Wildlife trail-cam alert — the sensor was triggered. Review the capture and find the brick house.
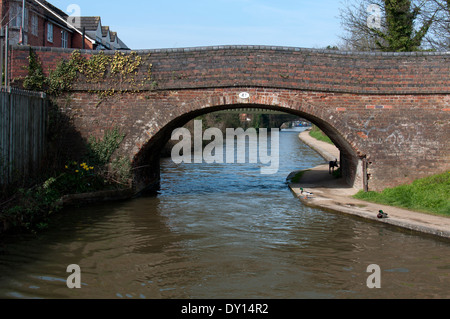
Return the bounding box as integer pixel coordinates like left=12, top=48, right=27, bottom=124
left=0, top=0, right=128, bottom=50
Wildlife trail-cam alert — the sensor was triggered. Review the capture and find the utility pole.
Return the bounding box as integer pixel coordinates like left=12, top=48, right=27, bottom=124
left=21, top=0, right=26, bottom=45
left=4, top=25, right=8, bottom=89
left=0, top=28, right=3, bottom=88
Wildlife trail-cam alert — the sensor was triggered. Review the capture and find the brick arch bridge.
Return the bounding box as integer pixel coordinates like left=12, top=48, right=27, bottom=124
left=10, top=45, right=450, bottom=195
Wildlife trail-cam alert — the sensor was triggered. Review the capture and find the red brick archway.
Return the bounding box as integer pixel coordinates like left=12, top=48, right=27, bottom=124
left=130, top=88, right=364, bottom=194
left=10, top=45, right=450, bottom=194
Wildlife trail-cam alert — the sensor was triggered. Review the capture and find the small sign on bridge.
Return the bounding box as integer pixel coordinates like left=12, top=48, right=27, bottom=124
left=239, top=92, right=250, bottom=99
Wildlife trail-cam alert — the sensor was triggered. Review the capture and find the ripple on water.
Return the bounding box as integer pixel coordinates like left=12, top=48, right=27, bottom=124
left=0, top=131, right=449, bottom=299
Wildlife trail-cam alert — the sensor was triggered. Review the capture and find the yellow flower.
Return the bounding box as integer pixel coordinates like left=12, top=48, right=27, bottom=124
left=75, top=170, right=79, bottom=173
left=65, top=165, right=68, bottom=169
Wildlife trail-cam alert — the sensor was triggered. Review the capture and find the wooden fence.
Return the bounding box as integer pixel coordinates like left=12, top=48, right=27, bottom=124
left=0, top=87, right=48, bottom=185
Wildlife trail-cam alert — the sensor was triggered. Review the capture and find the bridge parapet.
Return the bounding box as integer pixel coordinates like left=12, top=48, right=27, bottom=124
left=10, top=45, right=450, bottom=95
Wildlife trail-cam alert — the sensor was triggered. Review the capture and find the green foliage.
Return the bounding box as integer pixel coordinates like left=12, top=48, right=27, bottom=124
left=4, top=179, right=62, bottom=232
left=54, top=161, right=105, bottom=195
left=22, top=49, right=153, bottom=96
left=309, top=125, right=334, bottom=145
left=354, top=171, right=450, bottom=216
left=111, top=51, right=142, bottom=78
left=374, top=0, right=433, bottom=51
left=86, top=127, right=132, bottom=186
left=46, top=59, right=78, bottom=96
left=23, top=48, right=47, bottom=91
left=111, top=156, right=132, bottom=185
left=87, top=128, right=125, bottom=166
left=77, top=51, right=111, bottom=83
left=1, top=127, right=131, bottom=234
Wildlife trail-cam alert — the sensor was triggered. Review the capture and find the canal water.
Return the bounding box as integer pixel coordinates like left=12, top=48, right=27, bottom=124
left=0, top=128, right=449, bottom=299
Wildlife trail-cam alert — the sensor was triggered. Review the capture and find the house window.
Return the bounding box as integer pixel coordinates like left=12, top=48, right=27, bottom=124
left=61, top=30, right=68, bottom=48
left=10, top=2, right=20, bottom=28
left=31, top=14, right=38, bottom=36
left=10, top=3, right=28, bottom=30
left=47, top=22, right=53, bottom=42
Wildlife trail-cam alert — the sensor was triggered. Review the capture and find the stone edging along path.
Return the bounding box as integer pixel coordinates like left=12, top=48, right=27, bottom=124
left=288, top=130, right=450, bottom=240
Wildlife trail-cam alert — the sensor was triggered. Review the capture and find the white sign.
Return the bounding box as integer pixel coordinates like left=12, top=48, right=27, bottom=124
left=239, top=92, right=250, bottom=99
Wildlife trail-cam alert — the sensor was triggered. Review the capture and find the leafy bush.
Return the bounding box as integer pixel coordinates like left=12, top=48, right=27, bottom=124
left=4, top=179, right=62, bottom=231
left=53, top=162, right=105, bottom=195
left=47, top=59, right=78, bottom=95
left=23, top=49, right=47, bottom=91
left=1, top=127, right=131, bottom=233
left=88, top=128, right=125, bottom=166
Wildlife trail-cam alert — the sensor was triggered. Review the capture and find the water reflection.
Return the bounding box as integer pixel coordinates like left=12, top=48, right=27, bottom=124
left=0, top=130, right=449, bottom=299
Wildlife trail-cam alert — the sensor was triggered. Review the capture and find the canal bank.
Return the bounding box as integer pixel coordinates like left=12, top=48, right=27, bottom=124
left=289, top=130, right=450, bottom=239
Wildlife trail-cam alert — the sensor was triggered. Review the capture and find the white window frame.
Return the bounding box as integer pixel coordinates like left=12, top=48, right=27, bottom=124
left=61, top=30, right=68, bottom=48
left=47, top=22, right=53, bottom=43
left=10, top=2, right=28, bottom=31
left=10, top=2, right=20, bottom=28
left=31, top=13, right=38, bottom=36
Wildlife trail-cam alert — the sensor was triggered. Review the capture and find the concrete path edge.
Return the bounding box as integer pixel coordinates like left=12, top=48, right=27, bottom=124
left=288, top=130, right=450, bottom=240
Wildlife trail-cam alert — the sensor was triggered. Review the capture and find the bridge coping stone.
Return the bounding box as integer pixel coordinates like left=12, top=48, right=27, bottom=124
left=11, top=44, right=450, bottom=57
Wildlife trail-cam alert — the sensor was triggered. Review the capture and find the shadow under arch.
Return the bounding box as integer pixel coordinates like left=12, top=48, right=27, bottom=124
left=132, top=103, right=365, bottom=196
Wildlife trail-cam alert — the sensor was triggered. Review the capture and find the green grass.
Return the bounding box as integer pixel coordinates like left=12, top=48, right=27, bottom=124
left=309, top=126, right=334, bottom=145
left=353, top=172, right=450, bottom=217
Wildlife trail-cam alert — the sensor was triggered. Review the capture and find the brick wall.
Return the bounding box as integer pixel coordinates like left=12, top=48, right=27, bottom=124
left=10, top=46, right=91, bottom=81
left=50, top=87, right=450, bottom=193
left=9, top=45, right=450, bottom=94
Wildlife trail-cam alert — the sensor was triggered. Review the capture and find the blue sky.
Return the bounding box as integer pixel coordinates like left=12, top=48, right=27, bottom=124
left=48, top=0, right=345, bottom=50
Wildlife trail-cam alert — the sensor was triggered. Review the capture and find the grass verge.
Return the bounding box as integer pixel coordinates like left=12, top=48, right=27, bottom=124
left=309, top=125, right=334, bottom=145
left=353, top=171, right=450, bottom=217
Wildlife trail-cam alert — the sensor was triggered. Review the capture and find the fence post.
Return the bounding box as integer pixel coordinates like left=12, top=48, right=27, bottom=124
left=4, top=25, right=8, bottom=89
left=0, top=27, right=3, bottom=87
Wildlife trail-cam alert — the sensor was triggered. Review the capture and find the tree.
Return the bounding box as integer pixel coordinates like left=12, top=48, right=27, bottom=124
left=421, top=0, right=450, bottom=50
left=338, top=0, right=384, bottom=51
left=339, top=0, right=434, bottom=51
